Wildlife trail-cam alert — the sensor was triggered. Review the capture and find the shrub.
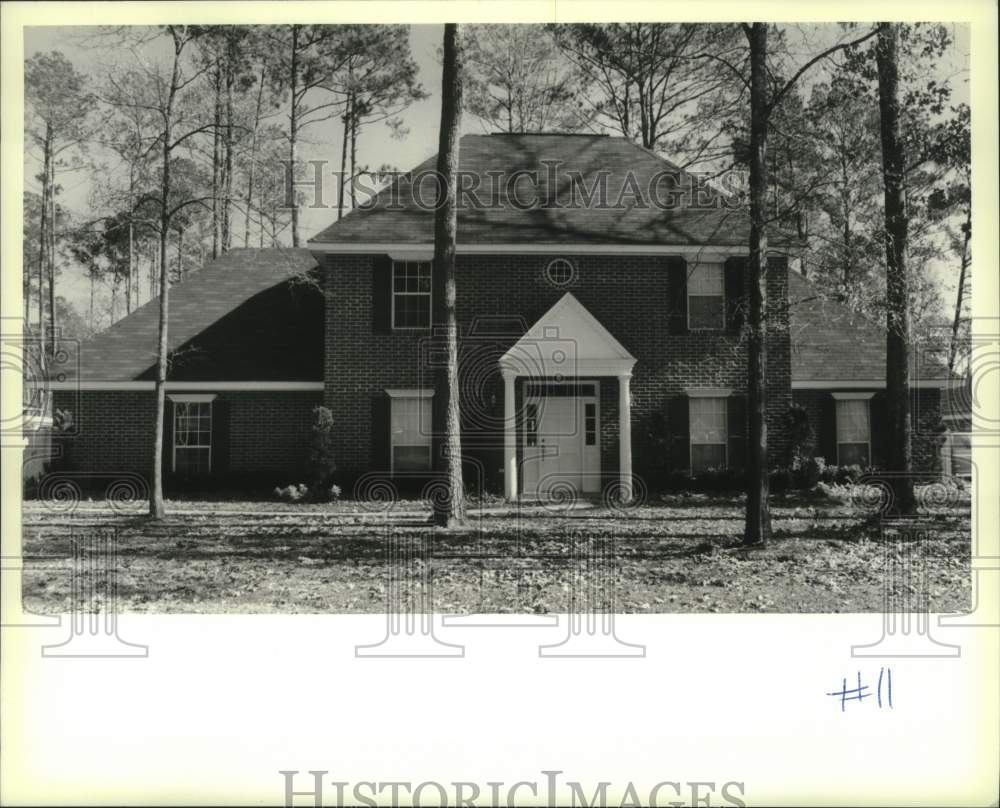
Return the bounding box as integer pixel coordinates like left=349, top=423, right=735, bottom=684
left=818, top=464, right=865, bottom=485
left=273, top=482, right=342, bottom=504
left=769, top=467, right=793, bottom=494
left=52, top=408, right=74, bottom=433
left=274, top=483, right=309, bottom=502
left=662, top=467, right=744, bottom=493
left=791, top=455, right=824, bottom=489
left=782, top=403, right=814, bottom=467
left=308, top=406, right=337, bottom=499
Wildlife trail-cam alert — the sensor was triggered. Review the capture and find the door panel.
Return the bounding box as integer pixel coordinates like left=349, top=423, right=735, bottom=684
left=522, top=394, right=600, bottom=496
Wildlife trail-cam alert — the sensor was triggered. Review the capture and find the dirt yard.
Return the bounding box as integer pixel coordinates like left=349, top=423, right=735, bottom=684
left=21, top=490, right=972, bottom=614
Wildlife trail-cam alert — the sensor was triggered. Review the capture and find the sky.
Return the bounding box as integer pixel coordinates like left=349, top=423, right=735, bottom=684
left=23, top=23, right=970, bottom=325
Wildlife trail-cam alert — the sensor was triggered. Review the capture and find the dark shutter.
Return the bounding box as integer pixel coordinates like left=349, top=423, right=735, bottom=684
left=162, top=397, right=175, bottom=478
left=666, top=256, right=687, bottom=335
left=667, top=395, right=690, bottom=471
left=372, top=255, right=393, bottom=334
left=724, top=257, right=746, bottom=335
left=211, top=397, right=230, bottom=476
left=818, top=394, right=838, bottom=465
left=870, top=392, right=888, bottom=468
left=727, top=395, right=747, bottom=470
left=371, top=393, right=391, bottom=474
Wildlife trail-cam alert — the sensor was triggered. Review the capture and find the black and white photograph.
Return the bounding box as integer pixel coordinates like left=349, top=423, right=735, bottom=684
left=2, top=2, right=997, bottom=806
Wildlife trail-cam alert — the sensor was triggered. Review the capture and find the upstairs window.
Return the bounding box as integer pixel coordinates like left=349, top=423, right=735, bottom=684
left=172, top=397, right=213, bottom=474
left=836, top=397, right=871, bottom=466
left=392, top=260, right=431, bottom=330
left=687, top=263, right=725, bottom=330
left=690, top=396, right=728, bottom=472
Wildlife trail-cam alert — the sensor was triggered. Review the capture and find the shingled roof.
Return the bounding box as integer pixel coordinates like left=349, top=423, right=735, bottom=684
left=61, top=248, right=318, bottom=382
left=310, top=133, right=782, bottom=247
left=788, top=270, right=951, bottom=383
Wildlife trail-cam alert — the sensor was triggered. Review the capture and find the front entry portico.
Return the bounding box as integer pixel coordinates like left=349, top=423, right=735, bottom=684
left=499, top=293, right=636, bottom=501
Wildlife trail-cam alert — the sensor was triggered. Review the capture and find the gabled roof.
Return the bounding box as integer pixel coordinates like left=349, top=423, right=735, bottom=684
left=59, top=248, right=318, bottom=382
left=310, top=133, right=781, bottom=248
left=500, top=292, right=636, bottom=377
left=788, top=270, right=952, bottom=383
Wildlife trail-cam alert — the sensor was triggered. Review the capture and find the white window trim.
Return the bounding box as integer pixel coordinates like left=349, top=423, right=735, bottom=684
left=686, top=263, right=726, bottom=331
left=386, top=389, right=434, bottom=399
left=390, top=259, right=432, bottom=332
left=388, top=390, right=433, bottom=474
left=685, top=387, right=733, bottom=398
left=172, top=398, right=213, bottom=474
left=167, top=393, right=218, bottom=403
left=835, top=396, right=872, bottom=466
left=689, top=396, right=729, bottom=472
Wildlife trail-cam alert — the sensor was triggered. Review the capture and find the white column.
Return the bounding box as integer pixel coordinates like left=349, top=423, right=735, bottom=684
left=618, top=374, right=633, bottom=502
left=503, top=370, right=518, bottom=500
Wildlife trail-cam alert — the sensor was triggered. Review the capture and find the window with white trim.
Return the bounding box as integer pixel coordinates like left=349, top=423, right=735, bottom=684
left=687, top=263, right=725, bottom=330
left=390, top=395, right=432, bottom=471
left=392, top=260, right=431, bottom=329
left=173, top=398, right=213, bottom=474
left=690, top=396, right=727, bottom=472
left=836, top=398, right=871, bottom=466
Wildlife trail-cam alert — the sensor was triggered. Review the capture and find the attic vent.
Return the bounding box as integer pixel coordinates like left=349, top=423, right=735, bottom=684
left=544, top=258, right=576, bottom=288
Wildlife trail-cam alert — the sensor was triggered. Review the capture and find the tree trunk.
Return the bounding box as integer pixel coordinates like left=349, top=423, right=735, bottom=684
left=430, top=23, right=467, bottom=529
left=222, top=45, right=234, bottom=252
left=127, top=168, right=135, bottom=315
left=36, top=130, right=50, bottom=370
left=876, top=22, right=916, bottom=515
left=289, top=26, right=300, bottom=248
left=150, top=34, right=183, bottom=520
left=177, top=227, right=184, bottom=281
left=211, top=64, right=221, bottom=260
left=47, top=144, right=57, bottom=358
left=244, top=66, right=266, bottom=247
left=948, top=202, right=971, bottom=373
left=338, top=91, right=351, bottom=220
left=743, top=22, right=772, bottom=545
left=349, top=104, right=358, bottom=210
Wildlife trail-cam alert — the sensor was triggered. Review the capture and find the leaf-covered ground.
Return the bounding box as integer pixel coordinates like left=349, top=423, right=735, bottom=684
left=21, top=491, right=972, bottom=614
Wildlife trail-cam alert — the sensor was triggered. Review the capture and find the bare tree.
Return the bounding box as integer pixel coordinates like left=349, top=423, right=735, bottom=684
left=738, top=23, right=880, bottom=544
left=24, top=51, right=94, bottom=356
left=431, top=23, right=468, bottom=529
left=104, top=25, right=218, bottom=518
left=875, top=22, right=917, bottom=515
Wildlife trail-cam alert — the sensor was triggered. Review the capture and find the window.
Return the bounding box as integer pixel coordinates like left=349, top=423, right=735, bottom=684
left=173, top=398, right=213, bottom=474
left=544, top=258, right=575, bottom=287
left=687, top=263, right=725, bottom=330
left=690, top=396, right=727, bottom=472
left=390, top=394, right=431, bottom=471
left=525, top=403, right=538, bottom=447
left=585, top=403, right=596, bottom=446
left=392, top=260, right=431, bottom=329
left=836, top=398, right=871, bottom=466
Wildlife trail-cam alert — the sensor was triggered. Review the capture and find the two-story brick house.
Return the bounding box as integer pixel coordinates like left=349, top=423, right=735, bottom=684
left=49, top=134, right=950, bottom=497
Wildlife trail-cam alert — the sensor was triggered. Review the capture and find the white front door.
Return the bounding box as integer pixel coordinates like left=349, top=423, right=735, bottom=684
left=522, top=390, right=600, bottom=496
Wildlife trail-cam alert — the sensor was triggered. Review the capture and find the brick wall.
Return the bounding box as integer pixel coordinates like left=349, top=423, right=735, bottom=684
left=52, top=390, right=322, bottom=488
left=791, top=388, right=943, bottom=472
left=321, top=252, right=792, bottom=491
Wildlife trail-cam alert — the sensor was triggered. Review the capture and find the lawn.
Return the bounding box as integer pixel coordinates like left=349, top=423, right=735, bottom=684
left=21, top=489, right=972, bottom=614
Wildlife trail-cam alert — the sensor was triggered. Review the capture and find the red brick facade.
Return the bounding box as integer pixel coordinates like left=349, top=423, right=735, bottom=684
left=53, top=390, right=322, bottom=490
left=50, top=250, right=947, bottom=495
left=792, top=388, right=944, bottom=472
left=320, top=252, right=792, bottom=492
